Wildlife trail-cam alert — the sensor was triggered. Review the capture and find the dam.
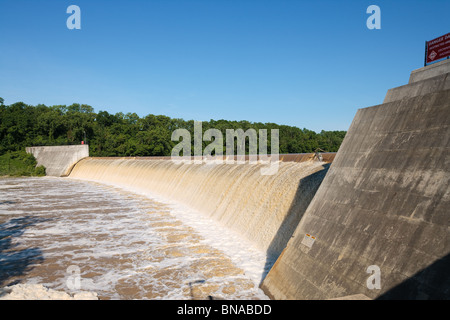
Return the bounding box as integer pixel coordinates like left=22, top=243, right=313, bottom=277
left=3, top=60, right=448, bottom=300
left=1, top=155, right=333, bottom=299
left=261, top=59, right=450, bottom=300
left=25, top=145, right=89, bottom=177
left=68, top=156, right=333, bottom=263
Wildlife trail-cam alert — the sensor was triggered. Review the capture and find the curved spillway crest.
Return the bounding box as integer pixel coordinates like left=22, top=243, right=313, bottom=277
left=69, top=158, right=330, bottom=264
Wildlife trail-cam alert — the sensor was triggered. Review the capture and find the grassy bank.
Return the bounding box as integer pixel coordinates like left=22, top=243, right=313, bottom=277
left=0, top=151, right=46, bottom=177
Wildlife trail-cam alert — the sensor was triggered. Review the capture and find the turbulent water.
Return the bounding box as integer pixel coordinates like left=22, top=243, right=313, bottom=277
left=0, top=177, right=269, bottom=300
left=0, top=159, right=328, bottom=300
left=69, top=159, right=329, bottom=259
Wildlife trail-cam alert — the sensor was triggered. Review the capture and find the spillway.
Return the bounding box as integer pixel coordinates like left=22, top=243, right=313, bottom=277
left=68, top=158, right=331, bottom=265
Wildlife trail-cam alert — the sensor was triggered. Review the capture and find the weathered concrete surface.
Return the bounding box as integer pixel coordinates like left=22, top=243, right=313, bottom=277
left=409, top=59, right=450, bottom=83
left=384, top=73, right=450, bottom=103
left=385, top=59, right=450, bottom=103
left=261, top=64, right=450, bottom=300
left=26, top=145, right=89, bottom=177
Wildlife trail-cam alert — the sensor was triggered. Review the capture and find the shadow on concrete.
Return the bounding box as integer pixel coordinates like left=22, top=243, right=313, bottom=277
left=0, top=216, right=48, bottom=289
left=260, top=163, right=331, bottom=284
left=376, top=253, right=450, bottom=300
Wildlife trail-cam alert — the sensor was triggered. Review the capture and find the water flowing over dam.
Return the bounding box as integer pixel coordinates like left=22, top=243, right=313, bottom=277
left=1, top=156, right=332, bottom=299
left=69, top=158, right=331, bottom=264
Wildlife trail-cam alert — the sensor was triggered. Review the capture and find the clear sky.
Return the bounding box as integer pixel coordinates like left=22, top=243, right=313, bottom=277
left=0, top=0, right=449, bottom=132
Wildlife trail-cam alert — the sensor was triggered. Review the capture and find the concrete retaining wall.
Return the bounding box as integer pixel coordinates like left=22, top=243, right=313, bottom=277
left=261, top=60, right=450, bottom=300
left=409, top=59, right=450, bottom=83
left=26, top=145, right=89, bottom=177
left=384, top=73, right=450, bottom=103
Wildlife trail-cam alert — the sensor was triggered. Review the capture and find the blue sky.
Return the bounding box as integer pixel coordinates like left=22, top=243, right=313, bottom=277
left=0, top=0, right=449, bottom=132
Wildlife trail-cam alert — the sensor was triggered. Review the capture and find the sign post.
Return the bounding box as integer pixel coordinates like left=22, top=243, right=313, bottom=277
left=424, top=32, right=450, bottom=66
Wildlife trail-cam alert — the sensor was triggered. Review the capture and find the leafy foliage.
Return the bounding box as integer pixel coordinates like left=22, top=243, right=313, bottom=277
left=0, top=151, right=46, bottom=176
left=0, top=98, right=346, bottom=157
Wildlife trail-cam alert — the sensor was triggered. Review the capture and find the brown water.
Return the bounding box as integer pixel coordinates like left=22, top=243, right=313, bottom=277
left=69, top=159, right=329, bottom=258
left=0, top=177, right=269, bottom=300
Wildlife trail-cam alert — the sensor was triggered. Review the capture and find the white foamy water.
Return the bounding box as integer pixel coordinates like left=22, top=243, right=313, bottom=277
left=0, top=177, right=269, bottom=300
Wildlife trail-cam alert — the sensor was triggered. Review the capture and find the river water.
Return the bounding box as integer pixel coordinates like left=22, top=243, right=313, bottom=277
left=0, top=177, right=269, bottom=300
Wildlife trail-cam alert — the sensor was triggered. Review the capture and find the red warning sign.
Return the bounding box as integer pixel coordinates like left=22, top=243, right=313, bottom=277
left=426, top=33, right=450, bottom=64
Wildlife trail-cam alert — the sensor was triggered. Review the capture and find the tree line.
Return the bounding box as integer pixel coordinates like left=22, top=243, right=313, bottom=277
left=0, top=98, right=346, bottom=157
left=0, top=150, right=46, bottom=176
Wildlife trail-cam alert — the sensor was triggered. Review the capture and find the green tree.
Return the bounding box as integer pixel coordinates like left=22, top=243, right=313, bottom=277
left=0, top=99, right=347, bottom=157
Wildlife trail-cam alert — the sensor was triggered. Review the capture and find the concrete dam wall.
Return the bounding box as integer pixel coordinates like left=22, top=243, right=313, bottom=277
left=69, top=156, right=332, bottom=265
left=26, top=145, right=89, bottom=177
left=261, top=60, right=450, bottom=300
